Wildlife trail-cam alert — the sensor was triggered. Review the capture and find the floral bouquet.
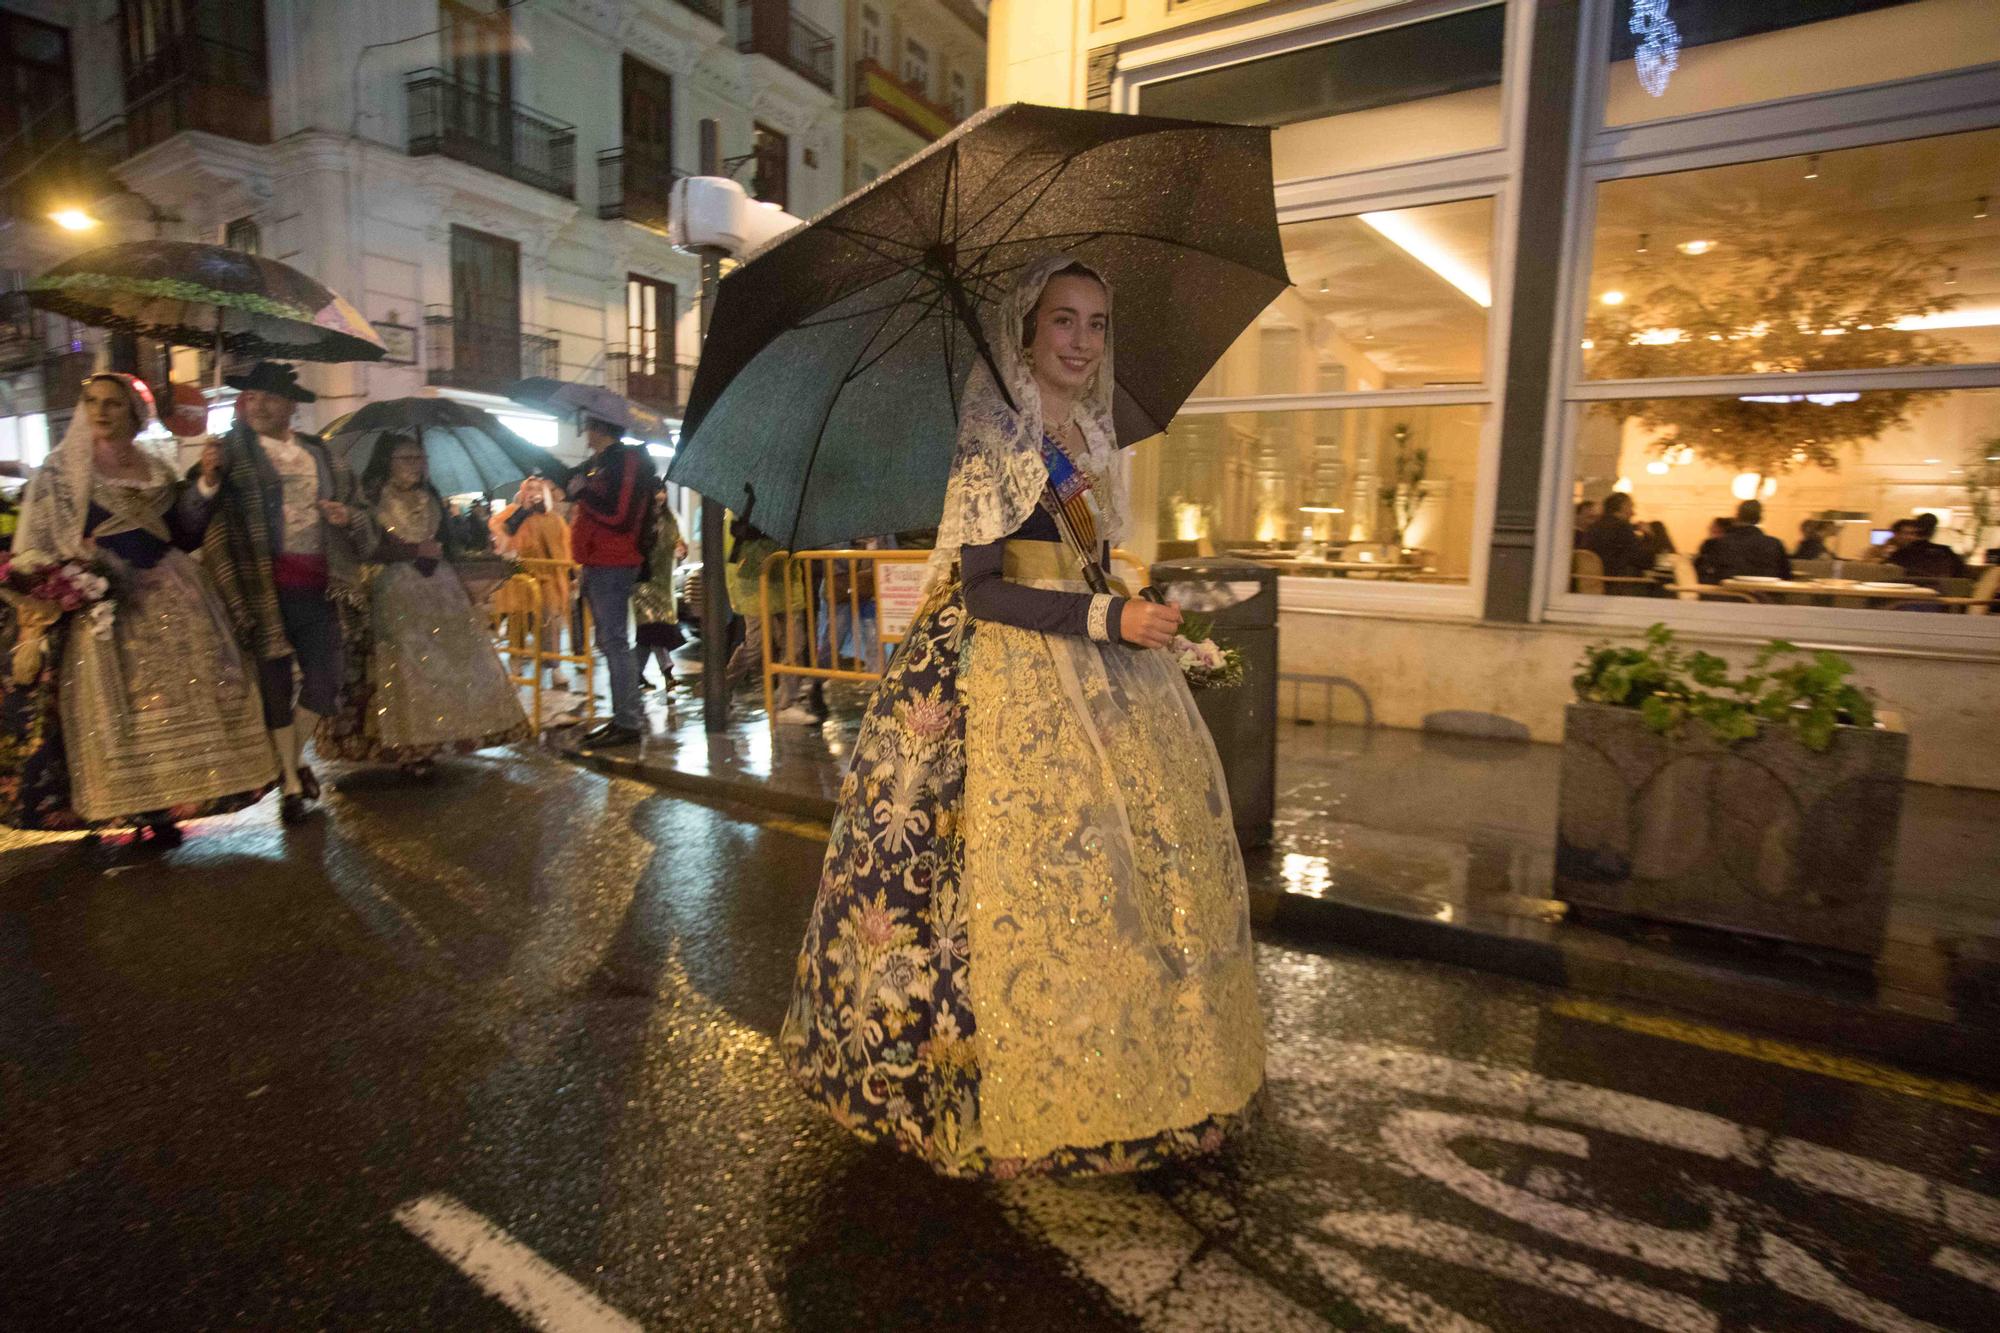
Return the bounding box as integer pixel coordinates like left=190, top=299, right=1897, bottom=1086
left=0, top=554, right=118, bottom=686
left=1169, top=614, right=1244, bottom=691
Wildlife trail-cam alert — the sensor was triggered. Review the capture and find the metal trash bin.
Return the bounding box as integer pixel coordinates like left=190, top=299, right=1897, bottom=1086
left=1147, top=556, right=1278, bottom=849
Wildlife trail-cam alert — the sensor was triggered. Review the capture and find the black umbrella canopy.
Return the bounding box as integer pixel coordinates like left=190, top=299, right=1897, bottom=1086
left=29, top=241, right=387, bottom=363
left=322, top=398, right=566, bottom=497
left=670, top=103, right=1290, bottom=549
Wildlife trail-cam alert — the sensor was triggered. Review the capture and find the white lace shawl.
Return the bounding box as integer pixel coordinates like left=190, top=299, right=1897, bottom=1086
left=13, top=376, right=168, bottom=565
left=929, top=253, right=1124, bottom=579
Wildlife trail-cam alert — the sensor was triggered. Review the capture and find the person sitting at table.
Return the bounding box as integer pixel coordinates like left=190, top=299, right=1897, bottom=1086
left=1693, top=515, right=1731, bottom=583
left=1792, top=518, right=1834, bottom=561
left=1574, top=499, right=1600, bottom=534
left=1869, top=519, right=1916, bottom=561
left=1886, top=513, right=1968, bottom=584
left=1700, top=500, right=1790, bottom=583
left=1578, top=492, right=1657, bottom=593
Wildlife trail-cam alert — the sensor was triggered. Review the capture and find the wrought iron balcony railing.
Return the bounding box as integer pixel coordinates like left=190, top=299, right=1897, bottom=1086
left=596, top=150, right=680, bottom=233
left=851, top=59, right=957, bottom=141
left=123, top=35, right=272, bottom=155
left=735, top=3, right=836, bottom=93
left=604, top=348, right=699, bottom=416
left=405, top=68, right=577, bottom=199
left=422, top=311, right=560, bottom=393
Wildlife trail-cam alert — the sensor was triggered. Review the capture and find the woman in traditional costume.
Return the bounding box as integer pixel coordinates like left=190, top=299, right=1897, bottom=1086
left=316, top=434, right=529, bottom=774
left=781, top=256, right=1264, bottom=1178
left=2, top=373, right=276, bottom=841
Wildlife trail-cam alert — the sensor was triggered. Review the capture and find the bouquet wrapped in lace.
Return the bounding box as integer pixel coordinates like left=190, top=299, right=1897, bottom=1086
left=1169, top=614, right=1244, bottom=690
left=0, top=554, right=118, bottom=686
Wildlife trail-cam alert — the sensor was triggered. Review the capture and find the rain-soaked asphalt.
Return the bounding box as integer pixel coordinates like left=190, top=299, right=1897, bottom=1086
left=2, top=746, right=1995, bottom=1332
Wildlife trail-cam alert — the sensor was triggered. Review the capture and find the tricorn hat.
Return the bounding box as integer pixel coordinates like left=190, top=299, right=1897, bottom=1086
left=224, top=360, right=316, bottom=403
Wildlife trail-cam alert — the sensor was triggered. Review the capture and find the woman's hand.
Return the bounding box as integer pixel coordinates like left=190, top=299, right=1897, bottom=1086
left=317, top=499, right=353, bottom=527
left=674, top=539, right=689, bottom=560
left=199, top=440, right=227, bottom=487
left=1118, top=598, right=1182, bottom=649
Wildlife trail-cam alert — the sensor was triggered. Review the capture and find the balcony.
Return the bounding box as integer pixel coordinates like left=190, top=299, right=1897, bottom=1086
left=405, top=68, right=577, bottom=199
left=123, top=35, right=272, bottom=155
left=596, top=150, right=680, bottom=233
left=671, top=0, right=726, bottom=24
left=604, top=348, right=698, bottom=417
left=851, top=59, right=958, bottom=142
left=422, top=311, right=560, bottom=394
left=735, top=2, right=836, bottom=94
left=0, top=294, right=43, bottom=375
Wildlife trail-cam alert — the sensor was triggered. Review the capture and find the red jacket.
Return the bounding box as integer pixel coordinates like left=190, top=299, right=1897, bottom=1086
left=568, top=444, right=651, bottom=568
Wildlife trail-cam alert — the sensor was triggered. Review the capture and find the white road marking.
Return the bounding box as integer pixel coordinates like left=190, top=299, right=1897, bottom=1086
left=1758, top=1232, right=1948, bottom=1333
left=1314, top=1209, right=1718, bottom=1333
left=1932, top=1246, right=2000, bottom=1295
left=394, top=1193, right=641, bottom=1333
left=1292, top=1236, right=1494, bottom=1333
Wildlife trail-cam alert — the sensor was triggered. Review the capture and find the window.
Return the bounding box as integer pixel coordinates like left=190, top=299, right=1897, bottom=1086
left=1606, top=0, right=2000, bottom=128
left=625, top=275, right=679, bottom=411
left=1137, top=3, right=1506, bottom=180
left=443, top=0, right=511, bottom=104
left=1561, top=119, right=2000, bottom=625
left=751, top=122, right=788, bottom=210
left=448, top=225, right=522, bottom=385
left=0, top=13, right=74, bottom=171
left=620, top=55, right=672, bottom=220
left=1132, top=197, right=1499, bottom=589
left=223, top=215, right=260, bottom=254
left=948, top=68, right=969, bottom=120
left=902, top=39, right=929, bottom=97
left=860, top=5, right=882, bottom=64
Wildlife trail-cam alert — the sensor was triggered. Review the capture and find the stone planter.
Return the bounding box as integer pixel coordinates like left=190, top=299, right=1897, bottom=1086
left=1555, top=702, right=1907, bottom=959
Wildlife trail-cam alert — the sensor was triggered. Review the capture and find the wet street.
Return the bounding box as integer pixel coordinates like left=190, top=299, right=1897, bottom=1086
left=2, top=747, right=1995, bottom=1332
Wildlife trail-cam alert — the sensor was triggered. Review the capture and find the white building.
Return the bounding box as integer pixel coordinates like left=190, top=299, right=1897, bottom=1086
left=0, top=0, right=849, bottom=467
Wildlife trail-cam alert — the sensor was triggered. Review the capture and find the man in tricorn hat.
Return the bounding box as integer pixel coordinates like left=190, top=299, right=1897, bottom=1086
left=197, top=361, right=362, bottom=824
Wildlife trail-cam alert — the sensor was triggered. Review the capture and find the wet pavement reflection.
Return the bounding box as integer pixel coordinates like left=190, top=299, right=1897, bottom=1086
left=2, top=748, right=1994, bottom=1330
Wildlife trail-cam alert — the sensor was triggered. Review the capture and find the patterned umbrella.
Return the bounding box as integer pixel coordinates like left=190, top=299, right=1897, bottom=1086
left=506, top=377, right=670, bottom=440
left=28, top=241, right=386, bottom=363
left=321, top=398, right=566, bottom=498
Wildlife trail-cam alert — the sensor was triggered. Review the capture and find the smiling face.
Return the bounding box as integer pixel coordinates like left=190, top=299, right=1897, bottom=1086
left=1025, top=272, right=1108, bottom=404
left=387, top=440, right=427, bottom=490
left=80, top=378, right=137, bottom=443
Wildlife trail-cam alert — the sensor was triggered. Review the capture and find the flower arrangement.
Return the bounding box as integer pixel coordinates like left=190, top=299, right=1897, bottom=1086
left=0, top=554, right=117, bottom=636
left=1170, top=615, right=1244, bottom=691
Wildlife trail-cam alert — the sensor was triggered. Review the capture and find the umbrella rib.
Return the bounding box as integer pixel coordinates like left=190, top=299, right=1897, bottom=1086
left=954, top=152, right=1080, bottom=245
left=791, top=286, right=945, bottom=330
left=819, top=221, right=925, bottom=256
left=842, top=284, right=955, bottom=384
left=978, top=229, right=1288, bottom=283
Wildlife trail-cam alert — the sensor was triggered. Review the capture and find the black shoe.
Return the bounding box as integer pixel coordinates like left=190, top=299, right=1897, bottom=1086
left=280, top=793, right=310, bottom=825
left=580, top=722, right=642, bottom=749
left=142, top=820, right=184, bottom=849
left=297, top=765, right=321, bottom=800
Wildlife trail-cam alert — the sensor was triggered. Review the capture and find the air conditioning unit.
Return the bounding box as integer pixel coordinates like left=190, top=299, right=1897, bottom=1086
left=669, top=177, right=802, bottom=258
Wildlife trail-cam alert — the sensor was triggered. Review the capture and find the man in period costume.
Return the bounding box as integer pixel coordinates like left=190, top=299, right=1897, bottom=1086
left=198, top=361, right=361, bottom=823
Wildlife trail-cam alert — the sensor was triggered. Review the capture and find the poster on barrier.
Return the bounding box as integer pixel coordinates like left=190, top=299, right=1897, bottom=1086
left=875, top=561, right=930, bottom=640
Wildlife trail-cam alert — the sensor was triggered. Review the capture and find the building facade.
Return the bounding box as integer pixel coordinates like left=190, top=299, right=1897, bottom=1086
left=843, top=0, right=985, bottom=192
left=0, top=0, right=850, bottom=464
left=989, top=0, right=2000, bottom=789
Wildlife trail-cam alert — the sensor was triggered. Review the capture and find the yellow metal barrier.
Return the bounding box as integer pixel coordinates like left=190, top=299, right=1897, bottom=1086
left=487, top=573, right=546, bottom=728
left=754, top=545, right=1147, bottom=723
left=508, top=557, right=596, bottom=727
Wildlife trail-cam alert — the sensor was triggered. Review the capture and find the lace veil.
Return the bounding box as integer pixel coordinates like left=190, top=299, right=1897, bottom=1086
left=930, top=253, right=1124, bottom=576
left=13, top=373, right=163, bottom=565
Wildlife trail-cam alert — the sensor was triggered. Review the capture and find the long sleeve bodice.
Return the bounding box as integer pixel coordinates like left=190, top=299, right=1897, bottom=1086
left=960, top=506, right=1125, bottom=643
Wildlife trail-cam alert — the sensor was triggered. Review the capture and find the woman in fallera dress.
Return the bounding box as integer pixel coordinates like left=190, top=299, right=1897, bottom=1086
left=781, top=255, right=1265, bottom=1178
left=1, top=373, right=276, bottom=841
left=316, top=434, right=529, bottom=774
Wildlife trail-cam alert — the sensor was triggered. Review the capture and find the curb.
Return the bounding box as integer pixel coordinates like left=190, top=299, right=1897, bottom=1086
left=555, top=739, right=1999, bottom=1088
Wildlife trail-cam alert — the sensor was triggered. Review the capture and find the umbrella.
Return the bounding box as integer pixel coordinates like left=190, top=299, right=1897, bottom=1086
left=667, top=103, right=1289, bottom=548
left=28, top=241, right=386, bottom=364
left=506, top=377, right=670, bottom=441
left=321, top=398, right=566, bottom=498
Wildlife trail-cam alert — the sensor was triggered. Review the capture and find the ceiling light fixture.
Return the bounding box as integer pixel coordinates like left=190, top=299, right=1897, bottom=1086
left=50, top=208, right=98, bottom=231
left=1318, top=277, right=1329, bottom=293
left=1945, top=266, right=1959, bottom=285
left=1675, top=239, right=1717, bottom=256
left=1804, top=155, right=1820, bottom=180
left=1977, top=196, right=1990, bottom=221
left=1636, top=232, right=1650, bottom=254
left=1357, top=210, right=1493, bottom=308
left=1600, top=290, right=1627, bottom=306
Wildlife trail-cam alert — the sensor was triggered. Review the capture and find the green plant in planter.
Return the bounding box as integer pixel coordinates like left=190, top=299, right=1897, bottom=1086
left=1573, top=624, right=1875, bottom=752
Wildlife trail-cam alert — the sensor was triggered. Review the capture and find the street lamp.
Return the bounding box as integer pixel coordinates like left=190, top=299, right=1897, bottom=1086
left=49, top=208, right=100, bottom=232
